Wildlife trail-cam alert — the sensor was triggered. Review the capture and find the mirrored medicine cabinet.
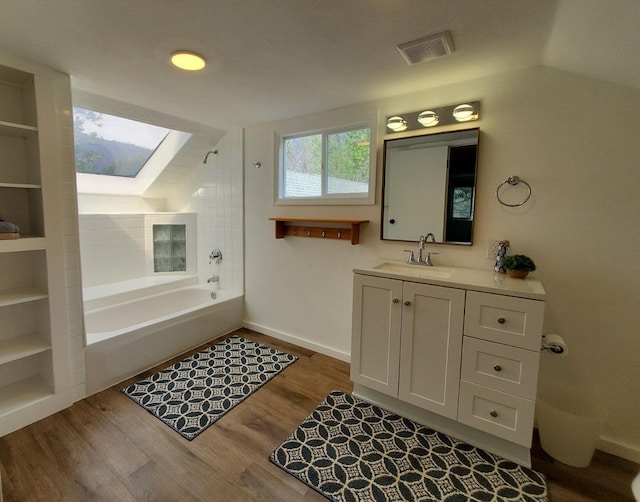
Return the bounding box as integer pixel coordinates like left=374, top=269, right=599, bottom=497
left=381, top=127, right=479, bottom=245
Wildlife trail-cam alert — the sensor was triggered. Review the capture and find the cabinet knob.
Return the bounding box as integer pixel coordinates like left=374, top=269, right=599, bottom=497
left=490, top=410, right=498, bottom=418
left=392, top=298, right=399, bottom=304
left=404, top=300, right=411, bottom=306
left=497, top=317, right=506, bottom=324
left=493, top=365, right=502, bottom=372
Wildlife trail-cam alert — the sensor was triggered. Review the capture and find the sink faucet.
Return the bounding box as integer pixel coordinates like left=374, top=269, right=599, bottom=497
left=418, top=235, right=427, bottom=263
left=404, top=234, right=439, bottom=266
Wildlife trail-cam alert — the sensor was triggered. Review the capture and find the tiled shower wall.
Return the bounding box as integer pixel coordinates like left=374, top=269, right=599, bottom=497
left=168, top=129, right=244, bottom=294
left=77, top=129, right=243, bottom=294
left=77, top=214, right=146, bottom=287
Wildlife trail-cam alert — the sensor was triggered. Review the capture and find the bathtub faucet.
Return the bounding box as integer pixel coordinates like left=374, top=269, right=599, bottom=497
left=207, top=274, right=219, bottom=283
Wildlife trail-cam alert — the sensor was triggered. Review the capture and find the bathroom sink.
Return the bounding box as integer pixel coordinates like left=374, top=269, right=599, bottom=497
left=372, top=261, right=454, bottom=279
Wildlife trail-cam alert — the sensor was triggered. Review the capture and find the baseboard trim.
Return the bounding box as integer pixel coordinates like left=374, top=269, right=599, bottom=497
left=597, top=436, right=640, bottom=465
left=242, top=321, right=350, bottom=363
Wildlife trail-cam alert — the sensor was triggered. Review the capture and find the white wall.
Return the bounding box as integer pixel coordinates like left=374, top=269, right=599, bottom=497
left=244, top=66, right=640, bottom=461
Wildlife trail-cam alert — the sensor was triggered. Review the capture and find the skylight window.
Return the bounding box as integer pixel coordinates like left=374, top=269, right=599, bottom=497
left=73, top=107, right=171, bottom=178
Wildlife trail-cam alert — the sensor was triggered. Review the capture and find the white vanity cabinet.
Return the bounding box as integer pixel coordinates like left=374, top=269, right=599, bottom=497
left=351, top=263, right=546, bottom=466
left=351, top=274, right=464, bottom=419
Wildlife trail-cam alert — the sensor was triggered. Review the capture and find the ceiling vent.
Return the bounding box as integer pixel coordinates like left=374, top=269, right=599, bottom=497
left=397, top=31, right=454, bottom=65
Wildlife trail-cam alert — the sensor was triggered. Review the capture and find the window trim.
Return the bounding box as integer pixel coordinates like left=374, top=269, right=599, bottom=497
left=273, top=110, right=377, bottom=206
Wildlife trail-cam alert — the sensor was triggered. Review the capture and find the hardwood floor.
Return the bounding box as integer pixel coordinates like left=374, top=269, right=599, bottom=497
left=0, top=328, right=637, bottom=501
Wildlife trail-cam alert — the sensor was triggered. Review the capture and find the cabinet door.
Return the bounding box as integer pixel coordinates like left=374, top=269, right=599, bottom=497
left=351, top=274, right=402, bottom=397
left=398, top=282, right=464, bottom=419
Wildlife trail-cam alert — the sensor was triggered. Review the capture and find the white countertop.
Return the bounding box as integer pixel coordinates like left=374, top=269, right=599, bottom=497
left=353, top=260, right=546, bottom=300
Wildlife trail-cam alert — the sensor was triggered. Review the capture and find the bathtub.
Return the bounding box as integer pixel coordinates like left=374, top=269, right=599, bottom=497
left=84, top=278, right=243, bottom=395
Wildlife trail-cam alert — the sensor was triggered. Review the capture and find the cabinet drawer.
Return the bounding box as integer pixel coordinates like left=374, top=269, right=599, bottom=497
left=458, top=381, right=535, bottom=447
left=464, top=291, right=544, bottom=350
left=461, top=337, right=539, bottom=399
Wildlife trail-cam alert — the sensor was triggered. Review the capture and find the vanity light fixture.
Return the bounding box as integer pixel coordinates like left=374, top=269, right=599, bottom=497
left=386, top=116, right=408, bottom=132
left=417, top=110, right=439, bottom=127
left=453, top=103, right=477, bottom=122
left=386, top=100, right=480, bottom=133
left=170, top=50, right=206, bottom=71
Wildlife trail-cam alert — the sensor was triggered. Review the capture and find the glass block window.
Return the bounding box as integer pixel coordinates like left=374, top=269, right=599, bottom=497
left=153, top=224, right=186, bottom=272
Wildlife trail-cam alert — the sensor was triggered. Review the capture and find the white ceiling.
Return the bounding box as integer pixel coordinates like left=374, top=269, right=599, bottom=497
left=1, top=0, right=639, bottom=130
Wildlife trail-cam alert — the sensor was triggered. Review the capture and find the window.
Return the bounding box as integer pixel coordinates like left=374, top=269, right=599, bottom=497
left=451, top=187, right=474, bottom=219
left=73, top=107, right=170, bottom=178
left=276, top=121, right=375, bottom=205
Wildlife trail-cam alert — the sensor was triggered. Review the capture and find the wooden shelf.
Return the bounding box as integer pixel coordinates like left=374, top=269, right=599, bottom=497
left=0, top=236, right=46, bottom=252
left=269, top=218, right=369, bottom=245
left=0, top=120, right=38, bottom=137
left=0, top=182, right=41, bottom=189
left=0, top=377, right=53, bottom=416
left=0, top=333, right=50, bottom=365
left=0, top=287, right=48, bottom=307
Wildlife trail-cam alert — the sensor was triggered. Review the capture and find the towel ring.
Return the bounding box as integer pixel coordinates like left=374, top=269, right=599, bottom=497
left=496, top=176, right=531, bottom=207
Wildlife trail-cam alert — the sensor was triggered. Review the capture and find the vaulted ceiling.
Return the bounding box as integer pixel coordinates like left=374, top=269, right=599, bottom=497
left=1, top=0, right=638, bottom=130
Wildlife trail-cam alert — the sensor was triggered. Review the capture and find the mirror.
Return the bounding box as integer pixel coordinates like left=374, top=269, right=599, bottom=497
left=381, top=128, right=479, bottom=244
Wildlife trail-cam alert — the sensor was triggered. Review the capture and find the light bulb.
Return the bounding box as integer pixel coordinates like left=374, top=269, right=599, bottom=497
left=387, top=116, right=408, bottom=132
left=417, top=110, right=439, bottom=127
left=453, top=103, right=475, bottom=122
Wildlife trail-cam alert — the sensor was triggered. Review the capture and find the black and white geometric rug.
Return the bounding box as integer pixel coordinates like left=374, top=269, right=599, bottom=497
left=122, top=335, right=297, bottom=440
left=270, top=390, right=548, bottom=502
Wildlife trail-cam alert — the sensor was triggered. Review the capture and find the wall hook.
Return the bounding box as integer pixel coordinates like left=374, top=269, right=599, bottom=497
left=253, top=161, right=261, bottom=168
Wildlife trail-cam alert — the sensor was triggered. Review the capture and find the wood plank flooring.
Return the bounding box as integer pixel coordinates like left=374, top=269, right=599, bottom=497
left=0, top=328, right=637, bottom=501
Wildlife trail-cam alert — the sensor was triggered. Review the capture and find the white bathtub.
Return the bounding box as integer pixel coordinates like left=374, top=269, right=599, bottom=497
left=84, top=279, right=243, bottom=395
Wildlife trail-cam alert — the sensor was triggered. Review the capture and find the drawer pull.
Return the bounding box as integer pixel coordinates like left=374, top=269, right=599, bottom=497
left=392, top=298, right=399, bottom=304
left=404, top=300, right=411, bottom=306
left=493, top=365, right=502, bottom=372
left=490, top=410, right=499, bottom=418
left=497, top=317, right=506, bottom=324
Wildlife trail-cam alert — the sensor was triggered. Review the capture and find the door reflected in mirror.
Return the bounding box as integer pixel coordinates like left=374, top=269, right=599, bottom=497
left=382, top=128, right=479, bottom=245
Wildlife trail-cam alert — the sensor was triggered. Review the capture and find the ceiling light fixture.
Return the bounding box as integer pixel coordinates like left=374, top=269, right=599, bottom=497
left=386, top=101, right=480, bottom=133
left=386, top=116, right=408, bottom=132
left=417, top=110, right=439, bottom=127
left=170, top=50, right=206, bottom=71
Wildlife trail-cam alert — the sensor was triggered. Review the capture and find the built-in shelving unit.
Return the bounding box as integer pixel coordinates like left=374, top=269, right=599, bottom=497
left=269, top=217, right=369, bottom=245
left=0, top=57, right=73, bottom=437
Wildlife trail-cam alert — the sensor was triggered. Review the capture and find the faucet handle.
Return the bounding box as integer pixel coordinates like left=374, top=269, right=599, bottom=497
left=403, top=250, right=416, bottom=263
left=425, top=252, right=439, bottom=266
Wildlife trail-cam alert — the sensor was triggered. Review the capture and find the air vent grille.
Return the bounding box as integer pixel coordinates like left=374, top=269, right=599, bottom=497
left=397, top=31, right=454, bottom=65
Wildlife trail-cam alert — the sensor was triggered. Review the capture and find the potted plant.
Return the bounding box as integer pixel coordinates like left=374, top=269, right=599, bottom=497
left=503, top=254, right=536, bottom=279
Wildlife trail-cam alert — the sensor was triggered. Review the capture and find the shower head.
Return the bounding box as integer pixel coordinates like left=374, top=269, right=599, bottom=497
left=203, top=150, right=218, bottom=164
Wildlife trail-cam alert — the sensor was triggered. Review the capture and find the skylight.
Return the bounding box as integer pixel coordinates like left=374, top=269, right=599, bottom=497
left=73, top=107, right=171, bottom=178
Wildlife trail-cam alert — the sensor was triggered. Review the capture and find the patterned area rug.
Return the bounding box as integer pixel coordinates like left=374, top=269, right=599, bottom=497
left=123, top=335, right=297, bottom=440
left=270, top=391, right=548, bottom=502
